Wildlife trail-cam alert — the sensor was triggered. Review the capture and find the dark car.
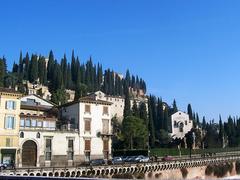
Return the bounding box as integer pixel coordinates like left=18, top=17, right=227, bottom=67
left=111, top=157, right=123, bottom=165
left=161, top=155, right=174, bottom=161
left=90, top=159, right=106, bottom=166
left=0, top=163, right=7, bottom=170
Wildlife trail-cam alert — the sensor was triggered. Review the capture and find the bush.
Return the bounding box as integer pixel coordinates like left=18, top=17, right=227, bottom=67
left=236, top=161, right=240, bottom=174
left=112, top=173, right=133, bottom=179
left=206, top=163, right=233, bottom=178
left=181, top=168, right=188, bottom=179
left=135, top=172, right=145, bottom=179
left=205, top=165, right=214, bottom=176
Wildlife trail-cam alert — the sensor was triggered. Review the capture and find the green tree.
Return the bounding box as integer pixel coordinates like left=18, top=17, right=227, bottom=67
left=139, top=102, right=148, bottom=125
left=123, top=84, right=132, bottom=118
left=74, top=83, right=88, bottom=100
left=132, top=100, right=139, bottom=117
left=0, top=58, right=6, bottom=87
left=51, top=88, right=67, bottom=105
left=148, top=99, right=155, bottom=147
left=156, top=129, right=171, bottom=147
left=187, top=104, right=193, bottom=120
left=173, top=99, right=178, bottom=113
left=122, top=116, right=148, bottom=149
left=38, top=56, right=47, bottom=85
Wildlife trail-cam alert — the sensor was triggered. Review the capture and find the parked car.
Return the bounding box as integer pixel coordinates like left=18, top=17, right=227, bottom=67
left=0, top=163, right=7, bottom=170
left=139, top=156, right=150, bottom=163
left=111, top=157, right=123, bottom=165
left=90, top=159, right=106, bottom=166
left=161, top=155, right=174, bottom=161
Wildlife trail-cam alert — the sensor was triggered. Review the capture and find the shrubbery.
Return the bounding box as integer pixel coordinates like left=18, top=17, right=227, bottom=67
left=180, top=168, right=188, bottom=179
left=205, top=163, right=233, bottom=178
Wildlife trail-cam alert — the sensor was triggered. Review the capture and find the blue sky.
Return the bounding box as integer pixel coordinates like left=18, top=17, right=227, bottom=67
left=1, top=0, right=240, bottom=121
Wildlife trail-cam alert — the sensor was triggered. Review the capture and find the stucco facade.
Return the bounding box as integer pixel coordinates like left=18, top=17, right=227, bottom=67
left=0, top=89, right=22, bottom=166
left=90, top=91, right=148, bottom=122
left=171, top=111, right=193, bottom=139
left=60, top=96, right=112, bottom=162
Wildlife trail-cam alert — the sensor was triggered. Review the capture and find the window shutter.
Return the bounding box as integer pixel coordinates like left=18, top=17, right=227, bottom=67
left=84, top=119, right=91, bottom=132
left=13, top=101, right=16, bottom=110
left=4, top=117, right=7, bottom=129
left=85, top=140, right=91, bottom=151
left=12, top=117, right=15, bottom=129
left=5, top=101, right=8, bottom=109
left=103, top=140, right=109, bottom=151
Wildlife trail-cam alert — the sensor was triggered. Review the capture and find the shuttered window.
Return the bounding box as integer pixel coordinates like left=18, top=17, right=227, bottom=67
left=84, top=119, right=91, bottom=132
left=103, top=106, right=109, bottom=115
left=67, top=139, right=74, bottom=160
left=45, top=138, right=52, bottom=160
left=85, top=139, right=91, bottom=151
left=85, top=105, right=91, bottom=113
left=103, top=140, right=109, bottom=151
left=102, top=119, right=109, bottom=134
left=5, top=101, right=16, bottom=110
left=5, top=116, right=15, bottom=129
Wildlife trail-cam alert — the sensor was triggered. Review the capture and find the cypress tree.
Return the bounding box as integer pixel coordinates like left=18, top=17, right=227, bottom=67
left=139, top=102, right=148, bottom=125
left=71, top=50, right=76, bottom=82
left=18, top=51, right=24, bottom=81
left=202, top=116, right=206, bottom=130
left=157, top=98, right=164, bottom=130
left=38, top=56, right=47, bottom=85
left=12, top=62, right=18, bottom=73
left=163, top=107, right=169, bottom=132
left=47, top=50, right=55, bottom=81
left=187, top=104, right=193, bottom=120
left=173, top=99, right=178, bottom=113
left=125, top=69, right=131, bottom=88
left=0, top=58, right=5, bottom=87
left=123, top=83, right=132, bottom=118
left=66, top=63, right=73, bottom=89
left=23, top=52, right=30, bottom=80
left=132, top=100, right=139, bottom=117
left=29, top=54, right=38, bottom=83
left=97, top=63, right=103, bottom=90
left=61, top=54, right=68, bottom=87
left=148, top=99, right=155, bottom=147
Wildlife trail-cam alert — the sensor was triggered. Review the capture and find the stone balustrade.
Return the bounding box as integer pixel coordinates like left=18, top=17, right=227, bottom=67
left=1, top=154, right=240, bottom=178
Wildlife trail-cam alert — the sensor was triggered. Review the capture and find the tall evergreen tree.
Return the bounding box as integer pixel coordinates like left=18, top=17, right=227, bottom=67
left=47, top=50, right=55, bottom=81
left=187, top=104, right=193, bottom=120
left=132, top=100, right=139, bottom=117
left=139, top=102, right=148, bottom=125
left=23, top=52, right=30, bottom=80
left=173, top=99, right=178, bottom=113
left=123, top=83, right=132, bottom=118
left=163, top=107, right=169, bottom=132
left=0, top=58, right=6, bottom=87
left=148, top=99, right=155, bottom=147
left=61, top=54, right=68, bottom=87
left=29, top=54, right=38, bottom=83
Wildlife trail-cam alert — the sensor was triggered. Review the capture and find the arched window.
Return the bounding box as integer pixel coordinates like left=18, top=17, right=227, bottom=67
left=36, top=132, right=40, bottom=138
left=179, top=123, right=184, bottom=132
left=20, top=132, right=24, bottom=138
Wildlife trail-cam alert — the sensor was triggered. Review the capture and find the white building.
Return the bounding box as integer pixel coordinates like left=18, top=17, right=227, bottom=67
left=60, top=96, right=112, bottom=162
left=19, top=95, right=79, bottom=167
left=25, top=81, right=52, bottom=101
left=170, top=111, right=193, bottom=139
left=89, top=91, right=125, bottom=121
left=89, top=91, right=148, bottom=122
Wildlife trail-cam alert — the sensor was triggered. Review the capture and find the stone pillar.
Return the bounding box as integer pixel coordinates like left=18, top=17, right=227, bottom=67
left=18, top=148, right=22, bottom=168
left=36, top=147, right=40, bottom=167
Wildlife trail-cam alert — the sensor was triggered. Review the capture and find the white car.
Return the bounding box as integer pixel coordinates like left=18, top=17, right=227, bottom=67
left=135, top=155, right=149, bottom=163
left=0, top=163, right=7, bottom=170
